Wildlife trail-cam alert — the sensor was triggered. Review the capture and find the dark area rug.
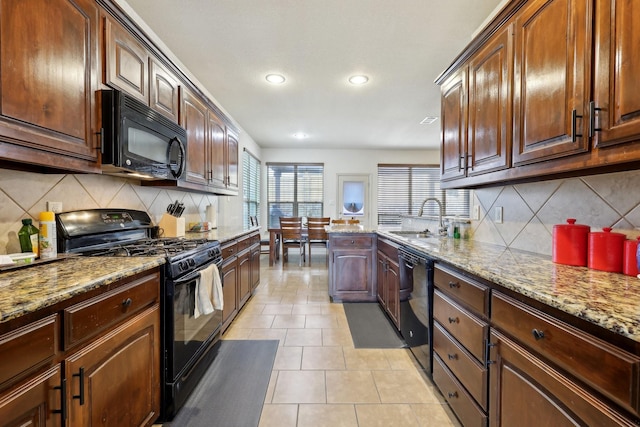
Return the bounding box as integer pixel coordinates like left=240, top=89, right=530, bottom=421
left=343, top=303, right=406, bottom=348
left=165, top=339, right=278, bottom=427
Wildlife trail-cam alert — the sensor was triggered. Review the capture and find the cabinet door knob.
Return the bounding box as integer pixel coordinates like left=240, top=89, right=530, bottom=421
left=447, top=391, right=458, bottom=399
left=122, top=297, right=133, bottom=308
left=447, top=353, right=458, bottom=360
left=532, top=329, right=545, bottom=340
left=448, top=317, right=459, bottom=324
left=448, top=281, right=460, bottom=289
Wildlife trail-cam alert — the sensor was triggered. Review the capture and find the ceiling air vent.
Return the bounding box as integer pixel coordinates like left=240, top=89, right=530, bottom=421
left=420, top=116, right=438, bottom=125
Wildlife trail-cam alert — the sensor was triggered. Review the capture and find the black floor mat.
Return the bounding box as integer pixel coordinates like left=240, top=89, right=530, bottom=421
left=343, top=303, right=406, bottom=348
left=165, top=339, right=278, bottom=427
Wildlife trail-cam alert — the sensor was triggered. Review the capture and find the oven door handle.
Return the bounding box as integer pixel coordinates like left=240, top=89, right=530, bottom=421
left=173, top=260, right=222, bottom=285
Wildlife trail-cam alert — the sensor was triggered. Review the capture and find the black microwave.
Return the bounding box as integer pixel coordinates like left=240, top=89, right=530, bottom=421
left=100, top=89, right=187, bottom=180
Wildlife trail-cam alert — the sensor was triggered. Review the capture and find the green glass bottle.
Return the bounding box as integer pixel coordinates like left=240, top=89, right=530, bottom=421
left=18, top=218, right=39, bottom=256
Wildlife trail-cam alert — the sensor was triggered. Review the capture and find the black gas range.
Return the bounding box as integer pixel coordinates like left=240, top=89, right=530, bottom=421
left=56, top=209, right=223, bottom=421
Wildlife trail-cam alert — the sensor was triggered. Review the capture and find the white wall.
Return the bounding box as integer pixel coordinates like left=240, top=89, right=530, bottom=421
left=259, top=148, right=440, bottom=230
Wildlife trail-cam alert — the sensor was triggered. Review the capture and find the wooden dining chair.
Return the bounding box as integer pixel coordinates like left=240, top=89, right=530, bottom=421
left=347, top=219, right=360, bottom=224
left=279, top=216, right=306, bottom=266
left=331, top=219, right=346, bottom=224
left=306, top=217, right=330, bottom=264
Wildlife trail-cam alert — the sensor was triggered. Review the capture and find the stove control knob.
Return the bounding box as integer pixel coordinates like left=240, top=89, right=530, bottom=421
left=179, top=261, right=188, bottom=271
left=188, top=259, right=196, bottom=267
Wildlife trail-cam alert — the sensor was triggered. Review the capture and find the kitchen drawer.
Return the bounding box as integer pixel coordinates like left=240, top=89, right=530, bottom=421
left=221, top=241, right=238, bottom=260
left=377, top=237, right=398, bottom=259
left=0, top=314, right=58, bottom=388
left=433, top=354, right=487, bottom=427
left=491, top=291, right=640, bottom=415
left=63, top=272, right=159, bottom=349
left=331, top=235, right=374, bottom=248
left=250, top=232, right=260, bottom=246
left=237, top=234, right=254, bottom=252
left=434, top=264, right=489, bottom=316
left=433, top=322, right=488, bottom=410
left=434, top=289, right=489, bottom=363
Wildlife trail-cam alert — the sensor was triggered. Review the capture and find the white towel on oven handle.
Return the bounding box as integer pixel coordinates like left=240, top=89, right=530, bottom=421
left=194, top=263, right=223, bottom=318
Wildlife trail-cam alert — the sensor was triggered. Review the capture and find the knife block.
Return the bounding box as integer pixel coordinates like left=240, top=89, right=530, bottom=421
left=159, top=213, right=185, bottom=238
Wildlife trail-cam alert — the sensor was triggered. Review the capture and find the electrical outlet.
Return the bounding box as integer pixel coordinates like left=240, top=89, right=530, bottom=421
left=47, top=201, right=63, bottom=213
left=494, top=206, right=503, bottom=224
left=472, top=205, right=480, bottom=220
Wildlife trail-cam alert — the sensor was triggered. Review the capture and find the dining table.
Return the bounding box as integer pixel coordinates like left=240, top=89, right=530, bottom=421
left=267, top=226, right=309, bottom=266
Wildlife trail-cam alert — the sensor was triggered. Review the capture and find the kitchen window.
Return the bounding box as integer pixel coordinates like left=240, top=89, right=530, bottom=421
left=243, top=148, right=261, bottom=229
left=377, top=164, right=470, bottom=225
left=267, top=163, right=324, bottom=227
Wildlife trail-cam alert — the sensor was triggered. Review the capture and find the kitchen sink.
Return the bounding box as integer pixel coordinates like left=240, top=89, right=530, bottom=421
left=389, top=230, right=432, bottom=239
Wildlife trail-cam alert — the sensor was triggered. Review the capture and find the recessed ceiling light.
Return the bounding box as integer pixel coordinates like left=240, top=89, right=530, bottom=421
left=265, top=74, right=286, bottom=84
left=348, top=75, right=369, bottom=85
left=420, top=116, right=438, bottom=125
left=292, top=132, right=308, bottom=139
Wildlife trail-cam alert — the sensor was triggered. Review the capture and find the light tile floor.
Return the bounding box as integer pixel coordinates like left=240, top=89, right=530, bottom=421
left=223, top=252, right=461, bottom=427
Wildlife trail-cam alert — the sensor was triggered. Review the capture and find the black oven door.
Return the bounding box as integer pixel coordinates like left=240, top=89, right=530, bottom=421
left=165, top=261, right=223, bottom=380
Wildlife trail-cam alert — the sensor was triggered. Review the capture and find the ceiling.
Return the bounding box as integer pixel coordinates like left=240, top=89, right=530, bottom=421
left=121, top=0, right=505, bottom=150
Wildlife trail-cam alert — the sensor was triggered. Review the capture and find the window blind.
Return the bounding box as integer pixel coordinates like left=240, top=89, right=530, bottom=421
left=377, top=164, right=470, bottom=225
left=267, top=163, right=324, bottom=227
left=242, top=149, right=260, bottom=229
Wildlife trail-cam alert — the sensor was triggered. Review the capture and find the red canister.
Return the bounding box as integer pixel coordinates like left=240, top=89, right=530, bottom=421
left=588, top=228, right=626, bottom=273
left=623, top=237, right=640, bottom=277
left=552, top=219, right=590, bottom=266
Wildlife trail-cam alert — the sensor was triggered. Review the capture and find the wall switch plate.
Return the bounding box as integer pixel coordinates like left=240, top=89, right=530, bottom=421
left=494, top=206, right=503, bottom=224
left=472, top=205, right=480, bottom=220
left=47, top=201, right=63, bottom=213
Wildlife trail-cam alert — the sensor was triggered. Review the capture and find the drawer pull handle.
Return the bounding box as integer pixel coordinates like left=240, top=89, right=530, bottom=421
left=72, top=367, right=85, bottom=405
left=351, top=240, right=355, bottom=244
left=447, top=353, right=458, bottom=360
left=448, top=281, right=460, bottom=289
left=447, top=391, right=458, bottom=399
left=122, top=298, right=133, bottom=308
left=532, top=329, right=545, bottom=340
left=448, top=317, right=459, bottom=324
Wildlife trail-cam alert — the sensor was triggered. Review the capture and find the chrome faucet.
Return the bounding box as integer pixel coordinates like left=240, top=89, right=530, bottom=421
left=417, top=197, right=446, bottom=235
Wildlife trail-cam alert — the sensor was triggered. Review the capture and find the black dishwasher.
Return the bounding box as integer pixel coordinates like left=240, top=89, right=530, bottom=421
left=398, top=247, right=434, bottom=374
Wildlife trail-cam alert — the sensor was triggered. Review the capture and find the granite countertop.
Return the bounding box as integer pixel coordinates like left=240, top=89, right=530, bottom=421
left=376, top=229, right=640, bottom=344
left=0, top=256, right=165, bottom=324
left=0, top=226, right=260, bottom=325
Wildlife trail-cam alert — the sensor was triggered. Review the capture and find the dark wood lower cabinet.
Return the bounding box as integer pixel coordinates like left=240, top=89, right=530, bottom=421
left=0, top=365, right=62, bottom=427
left=376, top=238, right=400, bottom=329
left=221, top=231, right=260, bottom=333
left=0, top=269, right=161, bottom=427
left=221, top=256, right=238, bottom=332
left=489, top=329, right=636, bottom=427
left=66, top=306, right=160, bottom=427
left=328, top=233, right=376, bottom=302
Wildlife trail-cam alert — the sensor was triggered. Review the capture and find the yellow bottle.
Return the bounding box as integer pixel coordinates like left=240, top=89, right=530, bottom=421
left=39, top=211, right=57, bottom=259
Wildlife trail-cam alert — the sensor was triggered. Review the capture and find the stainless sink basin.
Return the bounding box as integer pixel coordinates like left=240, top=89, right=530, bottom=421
left=389, top=230, right=432, bottom=239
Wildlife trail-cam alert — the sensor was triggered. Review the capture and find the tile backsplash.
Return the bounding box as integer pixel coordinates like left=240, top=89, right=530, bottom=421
left=0, top=169, right=218, bottom=254
left=1, top=167, right=639, bottom=257
left=470, top=169, right=640, bottom=256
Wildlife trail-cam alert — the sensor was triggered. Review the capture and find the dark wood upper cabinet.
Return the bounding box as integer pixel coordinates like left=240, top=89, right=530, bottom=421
left=440, top=68, right=468, bottom=182
left=209, top=111, right=227, bottom=189
left=467, top=24, right=512, bottom=176
left=181, top=87, right=209, bottom=186
left=512, top=0, right=591, bottom=166
left=592, top=0, right=640, bottom=148
left=0, top=0, right=100, bottom=172
left=150, top=58, right=180, bottom=123
left=104, top=15, right=149, bottom=103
